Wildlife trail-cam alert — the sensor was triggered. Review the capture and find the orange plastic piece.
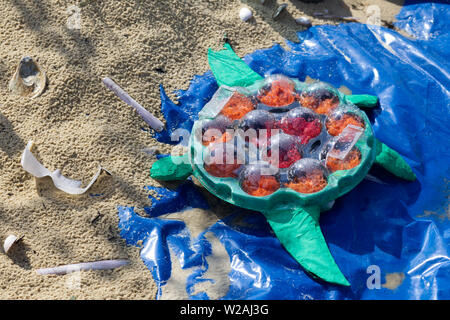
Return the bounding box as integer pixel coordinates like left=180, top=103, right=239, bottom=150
left=241, top=175, right=280, bottom=197
left=220, top=93, right=256, bottom=120
left=326, top=114, right=365, bottom=136
left=286, top=169, right=328, bottom=194
left=202, top=131, right=233, bottom=146
left=300, top=96, right=339, bottom=114
left=326, top=148, right=361, bottom=172
left=204, top=161, right=241, bottom=178
left=258, top=80, right=297, bottom=107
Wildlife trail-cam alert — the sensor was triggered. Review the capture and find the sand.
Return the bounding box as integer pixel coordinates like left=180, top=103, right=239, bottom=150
left=0, top=0, right=403, bottom=299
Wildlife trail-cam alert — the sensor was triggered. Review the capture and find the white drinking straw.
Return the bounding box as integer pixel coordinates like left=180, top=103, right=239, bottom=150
left=102, top=77, right=164, bottom=132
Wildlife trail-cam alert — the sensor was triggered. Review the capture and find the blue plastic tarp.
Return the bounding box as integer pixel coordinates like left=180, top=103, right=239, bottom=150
left=118, top=2, right=450, bottom=299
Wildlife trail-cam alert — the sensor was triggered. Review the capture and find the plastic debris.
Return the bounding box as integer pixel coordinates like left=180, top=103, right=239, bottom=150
left=102, top=77, right=164, bottom=132
left=9, top=57, right=46, bottom=99
left=272, top=3, right=288, bottom=20
left=3, top=235, right=22, bottom=255
left=36, top=259, right=129, bottom=275
left=141, top=146, right=160, bottom=156
left=313, top=9, right=328, bottom=17
left=327, top=125, right=364, bottom=160
left=21, top=141, right=110, bottom=195
left=295, top=16, right=312, bottom=27
left=239, top=7, right=253, bottom=22
left=322, top=15, right=361, bottom=22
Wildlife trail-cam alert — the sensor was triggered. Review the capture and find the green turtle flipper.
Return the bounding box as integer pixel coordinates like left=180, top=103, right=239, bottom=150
left=263, top=206, right=350, bottom=286
left=208, top=43, right=263, bottom=88
left=374, top=139, right=416, bottom=181
left=150, top=154, right=193, bottom=181
left=344, top=94, right=379, bottom=108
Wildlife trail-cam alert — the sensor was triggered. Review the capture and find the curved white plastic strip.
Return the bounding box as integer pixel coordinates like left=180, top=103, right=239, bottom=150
left=36, top=259, right=130, bottom=275
left=3, top=235, right=21, bottom=254
left=21, top=141, right=110, bottom=195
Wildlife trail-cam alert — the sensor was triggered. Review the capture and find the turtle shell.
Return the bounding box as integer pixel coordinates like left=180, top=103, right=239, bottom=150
left=190, top=75, right=376, bottom=212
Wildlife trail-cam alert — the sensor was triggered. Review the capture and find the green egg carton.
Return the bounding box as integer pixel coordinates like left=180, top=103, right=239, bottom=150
left=189, top=107, right=377, bottom=214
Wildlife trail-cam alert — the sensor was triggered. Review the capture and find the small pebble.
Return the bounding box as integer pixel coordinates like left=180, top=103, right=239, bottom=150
left=296, top=16, right=312, bottom=27
left=239, top=7, right=253, bottom=22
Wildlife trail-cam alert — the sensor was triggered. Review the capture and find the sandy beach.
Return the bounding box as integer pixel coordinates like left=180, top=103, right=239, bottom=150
left=0, top=0, right=402, bottom=299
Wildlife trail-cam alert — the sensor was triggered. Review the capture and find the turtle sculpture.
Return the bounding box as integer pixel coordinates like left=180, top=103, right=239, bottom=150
left=150, top=44, right=416, bottom=286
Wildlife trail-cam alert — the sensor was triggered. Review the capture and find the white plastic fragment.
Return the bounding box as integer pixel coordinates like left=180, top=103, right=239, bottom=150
left=198, top=85, right=236, bottom=119
left=272, top=3, right=288, bottom=20
left=36, top=259, right=130, bottom=275
left=102, top=77, right=164, bottom=132
left=21, top=141, right=110, bottom=195
left=296, top=16, right=312, bottom=27
left=239, top=7, right=253, bottom=22
left=322, top=15, right=361, bottom=22
left=338, top=16, right=361, bottom=22
left=141, top=146, right=159, bottom=156
left=327, top=125, right=364, bottom=160
left=3, top=235, right=21, bottom=254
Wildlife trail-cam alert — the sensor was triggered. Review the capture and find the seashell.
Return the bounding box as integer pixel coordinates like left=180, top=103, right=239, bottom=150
left=272, top=3, right=287, bottom=20
left=3, top=235, right=23, bottom=254
left=9, top=57, right=46, bottom=99
left=296, top=16, right=312, bottom=27
left=239, top=7, right=253, bottom=22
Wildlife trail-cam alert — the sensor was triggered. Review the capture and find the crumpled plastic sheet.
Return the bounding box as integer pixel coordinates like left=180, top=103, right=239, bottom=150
left=118, top=2, right=450, bottom=299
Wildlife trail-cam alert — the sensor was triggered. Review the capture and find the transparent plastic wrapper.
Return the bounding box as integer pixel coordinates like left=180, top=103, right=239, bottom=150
left=198, top=85, right=238, bottom=119
left=326, top=147, right=362, bottom=172
left=327, top=125, right=364, bottom=160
